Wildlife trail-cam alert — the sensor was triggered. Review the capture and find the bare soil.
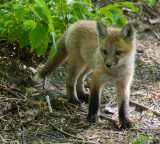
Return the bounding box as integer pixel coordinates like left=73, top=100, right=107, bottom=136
left=0, top=1, right=160, bottom=144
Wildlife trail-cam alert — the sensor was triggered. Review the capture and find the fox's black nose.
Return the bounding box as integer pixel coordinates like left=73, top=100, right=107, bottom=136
left=106, top=64, right=112, bottom=68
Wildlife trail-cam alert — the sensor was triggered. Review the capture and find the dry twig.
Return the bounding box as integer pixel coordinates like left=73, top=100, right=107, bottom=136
left=130, top=100, right=160, bottom=117
left=49, top=122, right=82, bottom=140
left=46, top=95, right=53, bottom=113
left=0, top=86, right=19, bottom=97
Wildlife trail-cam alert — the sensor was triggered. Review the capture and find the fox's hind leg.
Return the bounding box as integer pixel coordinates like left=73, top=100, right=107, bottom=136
left=76, top=67, right=92, bottom=103
left=66, top=59, right=86, bottom=106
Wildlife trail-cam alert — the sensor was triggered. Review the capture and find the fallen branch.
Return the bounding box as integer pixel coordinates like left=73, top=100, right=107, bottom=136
left=49, top=122, right=82, bottom=139
left=130, top=100, right=160, bottom=117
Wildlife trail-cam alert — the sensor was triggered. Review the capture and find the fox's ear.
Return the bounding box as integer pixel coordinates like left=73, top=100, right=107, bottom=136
left=120, top=24, right=134, bottom=41
left=96, top=22, right=109, bottom=40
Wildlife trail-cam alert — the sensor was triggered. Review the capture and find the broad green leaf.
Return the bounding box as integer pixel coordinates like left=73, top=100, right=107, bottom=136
left=36, top=34, right=49, bottom=56
left=8, top=26, right=21, bottom=43
left=23, top=20, right=36, bottom=31
left=113, top=11, right=119, bottom=24
left=0, top=28, right=6, bottom=37
left=36, top=0, right=48, bottom=9
left=73, top=3, right=87, bottom=20
left=120, top=2, right=139, bottom=12
left=15, top=8, right=26, bottom=20
left=48, top=23, right=55, bottom=32
left=116, top=16, right=126, bottom=28
left=105, top=11, right=114, bottom=23
left=99, top=4, right=122, bottom=14
left=4, top=20, right=15, bottom=30
left=113, top=10, right=126, bottom=27
left=19, top=31, right=30, bottom=49
left=34, top=6, right=53, bottom=23
left=30, top=21, right=49, bottom=51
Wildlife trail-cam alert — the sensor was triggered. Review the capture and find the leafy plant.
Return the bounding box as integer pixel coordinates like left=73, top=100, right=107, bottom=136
left=0, top=0, right=139, bottom=57
left=131, top=135, right=152, bottom=144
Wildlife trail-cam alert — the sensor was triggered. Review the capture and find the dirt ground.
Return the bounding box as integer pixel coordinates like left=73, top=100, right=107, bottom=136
left=0, top=1, right=160, bottom=144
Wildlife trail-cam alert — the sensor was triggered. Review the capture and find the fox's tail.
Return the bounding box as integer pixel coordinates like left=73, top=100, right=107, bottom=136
left=37, top=32, right=68, bottom=78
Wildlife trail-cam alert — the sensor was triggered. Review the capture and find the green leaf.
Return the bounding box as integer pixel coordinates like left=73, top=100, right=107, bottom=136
left=30, top=21, right=49, bottom=52
left=23, top=20, right=36, bottom=31
left=120, top=2, right=139, bottom=12
left=4, top=20, right=15, bottom=30
left=105, top=11, right=114, bottom=23
left=34, top=6, right=53, bottom=23
left=50, top=44, right=57, bottom=57
left=48, top=23, right=55, bottom=32
left=0, top=28, right=6, bottom=37
left=8, top=26, right=21, bottom=43
left=113, top=11, right=119, bottom=23
left=19, top=31, right=30, bottom=49
left=50, top=32, right=57, bottom=48
left=15, top=8, right=26, bottom=20
left=49, top=32, right=57, bottom=57
left=36, top=0, right=48, bottom=9
left=36, top=34, right=49, bottom=56
left=113, top=11, right=126, bottom=27
left=116, top=16, right=127, bottom=28
left=73, top=3, right=87, bottom=20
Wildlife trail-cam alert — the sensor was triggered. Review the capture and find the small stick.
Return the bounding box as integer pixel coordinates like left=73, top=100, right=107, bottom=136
left=21, top=124, right=26, bottom=144
left=66, top=102, right=87, bottom=113
left=43, top=76, right=48, bottom=89
left=0, top=87, right=19, bottom=97
left=100, top=114, right=118, bottom=124
left=46, top=95, right=53, bottom=113
left=130, top=100, right=160, bottom=117
left=49, top=122, right=82, bottom=139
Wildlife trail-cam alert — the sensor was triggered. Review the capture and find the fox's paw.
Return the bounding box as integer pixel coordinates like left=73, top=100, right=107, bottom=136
left=87, top=113, right=100, bottom=123
left=68, top=98, right=81, bottom=106
left=119, top=119, right=133, bottom=129
left=78, top=91, right=89, bottom=103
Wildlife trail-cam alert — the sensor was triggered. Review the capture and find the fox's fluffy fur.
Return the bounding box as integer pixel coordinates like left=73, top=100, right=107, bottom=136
left=36, top=20, right=136, bottom=128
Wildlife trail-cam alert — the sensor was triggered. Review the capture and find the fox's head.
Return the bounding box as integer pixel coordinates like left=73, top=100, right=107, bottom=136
left=97, top=22, right=136, bottom=69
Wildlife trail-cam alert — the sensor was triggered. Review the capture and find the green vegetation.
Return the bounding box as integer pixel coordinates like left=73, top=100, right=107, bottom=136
left=132, top=135, right=152, bottom=144
left=141, top=0, right=157, bottom=6
left=0, top=0, right=138, bottom=57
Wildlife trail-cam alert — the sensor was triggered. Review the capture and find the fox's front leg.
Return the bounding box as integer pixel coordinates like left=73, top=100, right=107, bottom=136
left=116, top=78, right=133, bottom=128
left=87, top=73, right=104, bottom=122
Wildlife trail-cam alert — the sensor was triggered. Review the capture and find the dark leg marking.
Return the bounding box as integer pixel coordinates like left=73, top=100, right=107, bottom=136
left=77, top=89, right=89, bottom=103
left=119, top=100, right=132, bottom=129
left=87, top=89, right=100, bottom=122
left=68, top=86, right=81, bottom=106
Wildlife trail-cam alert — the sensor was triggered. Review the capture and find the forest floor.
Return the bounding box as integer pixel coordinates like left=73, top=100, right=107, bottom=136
left=0, top=1, right=160, bottom=144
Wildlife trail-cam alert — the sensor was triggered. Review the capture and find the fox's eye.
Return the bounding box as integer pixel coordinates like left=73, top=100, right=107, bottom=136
left=103, top=50, right=108, bottom=55
left=115, top=51, right=122, bottom=55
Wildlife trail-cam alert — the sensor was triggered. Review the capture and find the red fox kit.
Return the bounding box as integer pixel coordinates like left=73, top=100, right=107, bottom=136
left=36, top=20, right=136, bottom=128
